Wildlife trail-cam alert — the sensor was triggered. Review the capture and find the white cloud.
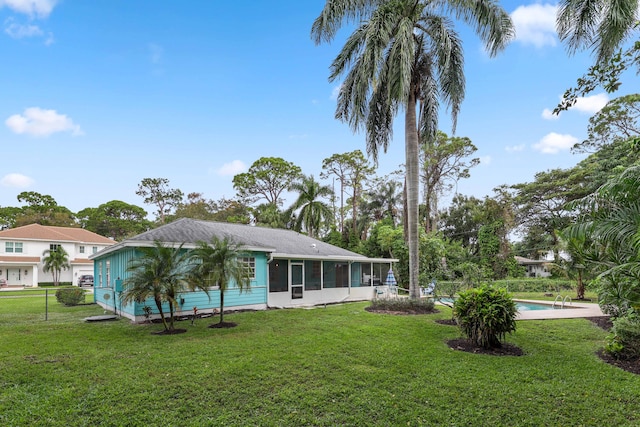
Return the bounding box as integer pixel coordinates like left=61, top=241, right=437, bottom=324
left=4, top=20, right=42, bottom=38
left=571, top=93, right=609, bottom=114
left=479, top=155, right=492, bottom=165
left=5, top=107, right=83, bottom=137
left=533, top=132, right=578, bottom=154
left=1, top=173, right=34, bottom=188
left=511, top=3, right=557, bottom=48
left=0, top=0, right=57, bottom=18
left=541, top=108, right=560, bottom=120
left=505, top=144, right=525, bottom=152
left=217, top=160, right=246, bottom=176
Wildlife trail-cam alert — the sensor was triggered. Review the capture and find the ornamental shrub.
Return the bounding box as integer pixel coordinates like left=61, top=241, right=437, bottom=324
left=55, top=288, right=85, bottom=306
left=368, top=297, right=435, bottom=314
left=453, top=285, right=517, bottom=349
left=605, top=316, right=640, bottom=360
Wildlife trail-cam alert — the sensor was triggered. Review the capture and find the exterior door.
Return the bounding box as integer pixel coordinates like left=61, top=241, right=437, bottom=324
left=291, top=263, right=303, bottom=299
left=8, top=268, right=21, bottom=285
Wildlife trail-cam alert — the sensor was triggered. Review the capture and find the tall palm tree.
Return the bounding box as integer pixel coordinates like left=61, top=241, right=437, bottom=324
left=312, top=0, right=514, bottom=298
left=189, top=237, right=252, bottom=326
left=42, top=246, right=70, bottom=286
left=287, top=174, right=334, bottom=238
left=121, top=241, right=193, bottom=332
left=556, top=0, right=639, bottom=63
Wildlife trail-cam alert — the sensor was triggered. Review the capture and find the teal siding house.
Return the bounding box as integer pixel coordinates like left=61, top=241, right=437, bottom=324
left=90, top=218, right=395, bottom=322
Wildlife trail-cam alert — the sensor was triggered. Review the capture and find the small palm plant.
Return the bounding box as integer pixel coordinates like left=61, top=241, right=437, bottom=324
left=453, top=285, right=517, bottom=349
left=189, top=236, right=252, bottom=327
left=121, top=241, right=194, bottom=333
left=42, top=246, right=70, bottom=286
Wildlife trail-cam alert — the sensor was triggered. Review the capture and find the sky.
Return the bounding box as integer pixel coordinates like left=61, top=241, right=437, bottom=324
left=0, top=1, right=636, bottom=216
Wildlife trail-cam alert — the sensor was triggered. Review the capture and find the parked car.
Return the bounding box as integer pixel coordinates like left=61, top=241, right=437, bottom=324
left=78, top=275, right=94, bottom=287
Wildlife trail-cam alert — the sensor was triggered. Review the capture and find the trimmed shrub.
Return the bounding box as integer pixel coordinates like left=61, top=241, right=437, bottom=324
left=453, top=285, right=517, bottom=349
left=605, top=316, right=640, bottom=360
left=55, top=288, right=86, bottom=306
left=368, top=298, right=435, bottom=314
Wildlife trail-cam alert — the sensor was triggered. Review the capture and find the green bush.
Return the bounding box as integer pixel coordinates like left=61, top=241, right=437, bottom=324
left=368, top=297, right=435, bottom=314
left=453, top=285, right=517, bottom=349
left=605, top=316, right=640, bottom=360
left=55, top=288, right=86, bottom=306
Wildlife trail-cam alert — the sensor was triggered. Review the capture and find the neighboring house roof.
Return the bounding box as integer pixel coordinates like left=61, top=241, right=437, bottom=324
left=0, top=224, right=115, bottom=245
left=515, top=256, right=547, bottom=265
left=0, top=256, right=40, bottom=263
left=93, top=218, right=393, bottom=262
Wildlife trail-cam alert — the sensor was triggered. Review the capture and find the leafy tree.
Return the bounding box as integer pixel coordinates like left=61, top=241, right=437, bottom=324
left=42, top=246, right=70, bottom=286
left=77, top=200, right=151, bottom=240
left=210, top=197, right=252, bottom=224
left=232, top=157, right=302, bottom=206
left=188, top=237, right=252, bottom=327
left=361, top=176, right=403, bottom=229
left=251, top=203, right=288, bottom=229
left=121, top=241, right=195, bottom=332
left=573, top=94, right=640, bottom=154
left=312, top=0, right=513, bottom=299
left=136, top=178, right=184, bottom=224
left=420, top=131, right=479, bottom=232
left=439, top=194, right=484, bottom=252
left=321, top=150, right=374, bottom=236
left=14, top=191, right=75, bottom=227
left=287, top=175, right=334, bottom=238
left=170, top=192, right=219, bottom=221
left=0, top=206, right=23, bottom=230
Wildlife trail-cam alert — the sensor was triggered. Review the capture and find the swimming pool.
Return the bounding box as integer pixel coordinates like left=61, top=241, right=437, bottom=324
left=437, top=298, right=569, bottom=311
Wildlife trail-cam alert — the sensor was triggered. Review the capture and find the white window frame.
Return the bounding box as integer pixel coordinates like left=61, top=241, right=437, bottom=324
left=240, top=256, right=256, bottom=280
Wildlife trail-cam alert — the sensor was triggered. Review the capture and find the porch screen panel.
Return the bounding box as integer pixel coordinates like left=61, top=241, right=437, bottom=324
left=351, top=263, right=362, bottom=287
left=304, top=260, right=321, bottom=291
left=323, top=261, right=348, bottom=288
left=269, top=260, right=288, bottom=292
left=373, top=263, right=391, bottom=286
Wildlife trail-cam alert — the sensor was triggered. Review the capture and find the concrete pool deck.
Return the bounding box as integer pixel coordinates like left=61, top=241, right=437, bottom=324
left=514, top=299, right=605, bottom=320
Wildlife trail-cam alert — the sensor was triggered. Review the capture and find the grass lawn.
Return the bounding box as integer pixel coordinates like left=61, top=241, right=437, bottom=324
left=1, top=296, right=638, bottom=426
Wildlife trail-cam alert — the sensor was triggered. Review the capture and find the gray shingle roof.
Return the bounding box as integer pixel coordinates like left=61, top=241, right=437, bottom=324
left=123, top=218, right=368, bottom=259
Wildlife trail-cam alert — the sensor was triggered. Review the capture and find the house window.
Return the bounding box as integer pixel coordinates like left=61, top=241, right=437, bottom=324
left=98, top=262, right=103, bottom=288
left=240, top=256, right=256, bottom=280
left=92, top=247, right=98, bottom=254
left=50, top=244, right=61, bottom=252
left=106, top=261, right=110, bottom=288
left=5, top=242, right=23, bottom=253
left=79, top=246, right=85, bottom=254
left=268, top=260, right=288, bottom=292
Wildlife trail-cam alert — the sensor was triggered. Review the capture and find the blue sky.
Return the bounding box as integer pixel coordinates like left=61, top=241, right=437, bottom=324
left=0, top=1, right=634, bottom=215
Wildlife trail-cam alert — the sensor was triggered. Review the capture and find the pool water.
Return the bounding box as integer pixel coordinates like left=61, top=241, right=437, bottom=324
left=438, top=298, right=563, bottom=311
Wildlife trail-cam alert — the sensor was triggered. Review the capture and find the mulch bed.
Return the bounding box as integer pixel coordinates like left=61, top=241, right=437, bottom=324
left=586, top=316, right=640, bottom=375
left=435, top=319, right=457, bottom=326
left=446, top=338, right=524, bottom=356
left=364, top=307, right=439, bottom=315
left=152, top=328, right=187, bottom=335
left=208, top=321, right=238, bottom=329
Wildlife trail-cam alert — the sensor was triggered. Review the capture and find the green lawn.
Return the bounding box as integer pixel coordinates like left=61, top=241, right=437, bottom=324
left=0, top=296, right=638, bottom=426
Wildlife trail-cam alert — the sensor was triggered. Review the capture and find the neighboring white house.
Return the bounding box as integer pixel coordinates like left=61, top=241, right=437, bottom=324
left=0, top=224, right=115, bottom=287
left=515, top=256, right=551, bottom=278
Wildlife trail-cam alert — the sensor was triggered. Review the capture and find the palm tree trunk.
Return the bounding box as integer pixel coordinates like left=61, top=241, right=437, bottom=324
left=155, top=297, right=169, bottom=331
left=219, top=291, right=225, bottom=324
left=406, top=92, right=420, bottom=299
left=168, top=301, right=175, bottom=331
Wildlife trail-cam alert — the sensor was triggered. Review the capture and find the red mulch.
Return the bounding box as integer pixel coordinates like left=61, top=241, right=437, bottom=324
left=446, top=338, right=524, bottom=356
